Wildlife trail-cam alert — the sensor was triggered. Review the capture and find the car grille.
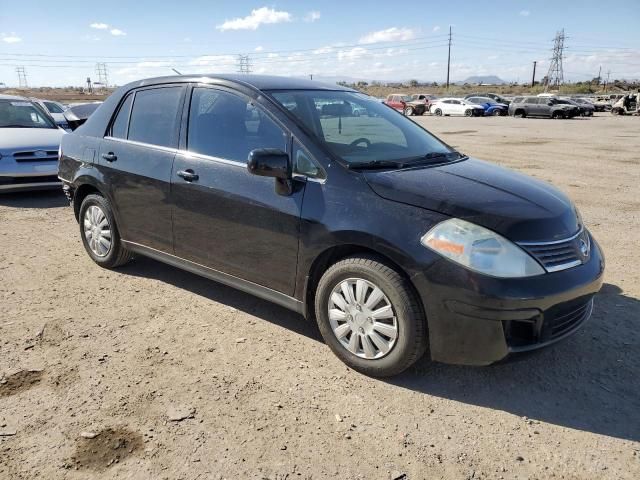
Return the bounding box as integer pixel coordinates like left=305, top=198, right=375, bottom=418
left=549, top=298, right=593, bottom=337
left=504, top=296, right=594, bottom=348
left=518, top=229, right=591, bottom=273
left=13, top=150, right=59, bottom=162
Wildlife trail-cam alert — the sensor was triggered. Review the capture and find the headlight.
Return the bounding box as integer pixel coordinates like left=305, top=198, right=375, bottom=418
left=421, top=218, right=544, bottom=278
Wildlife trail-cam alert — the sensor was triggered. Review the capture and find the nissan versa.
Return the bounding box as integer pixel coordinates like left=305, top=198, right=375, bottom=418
left=58, top=75, right=604, bottom=376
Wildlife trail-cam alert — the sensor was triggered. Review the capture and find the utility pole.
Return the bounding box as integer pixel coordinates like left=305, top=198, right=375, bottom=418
left=604, top=70, right=611, bottom=93
left=237, top=55, right=252, bottom=74
left=16, top=67, right=28, bottom=88
left=309, top=74, right=313, bottom=80
left=544, top=29, right=565, bottom=91
left=597, top=65, right=602, bottom=86
left=531, top=61, right=537, bottom=87
left=446, top=26, right=452, bottom=89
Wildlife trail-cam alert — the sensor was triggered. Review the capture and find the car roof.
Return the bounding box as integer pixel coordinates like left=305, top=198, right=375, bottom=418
left=0, top=93, right=29, bottom=101
left=122, top=74, right=355, bottom=93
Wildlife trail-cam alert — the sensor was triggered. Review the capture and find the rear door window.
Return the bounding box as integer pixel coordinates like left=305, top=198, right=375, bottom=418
left=127, top=86, right=184, bottom=148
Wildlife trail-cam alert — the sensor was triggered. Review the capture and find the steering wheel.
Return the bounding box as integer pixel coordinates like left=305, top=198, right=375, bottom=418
left=349, top=137, right=371, bottom=149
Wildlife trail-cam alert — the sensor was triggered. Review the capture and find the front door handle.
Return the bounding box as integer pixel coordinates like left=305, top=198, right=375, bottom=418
left=101, top=152, right=117, bottom=162
left=177, top=169, right=199, bottom=182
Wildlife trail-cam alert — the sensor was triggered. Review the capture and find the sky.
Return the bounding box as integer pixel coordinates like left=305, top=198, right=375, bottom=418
left=1, top=0, right=639, bottom=87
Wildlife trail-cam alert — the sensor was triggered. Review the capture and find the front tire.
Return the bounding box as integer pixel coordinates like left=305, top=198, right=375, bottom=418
left=433, top=108, right=443, bottom=116
left=314, top=255, right=427, bottom=377
left=79, top=194, right=133, bottom=268
left=464, top=109, right=473, bottom=117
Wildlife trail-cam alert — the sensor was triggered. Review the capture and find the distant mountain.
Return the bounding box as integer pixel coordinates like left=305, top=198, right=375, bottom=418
left=459, top=75, right=506, bottom=85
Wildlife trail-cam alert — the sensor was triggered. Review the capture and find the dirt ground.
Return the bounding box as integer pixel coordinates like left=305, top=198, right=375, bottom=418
left=1, top=113, right=639, bottom=480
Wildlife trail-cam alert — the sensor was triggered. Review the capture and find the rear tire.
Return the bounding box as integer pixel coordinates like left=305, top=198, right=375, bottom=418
left=404, top=106, right=414, bottom=116
left=79, top=194, right=133, bottom=269
left=314, top=255, right=427, bottom=377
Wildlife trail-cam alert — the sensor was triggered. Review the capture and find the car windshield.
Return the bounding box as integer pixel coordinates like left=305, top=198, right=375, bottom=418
left=0, top=99, right=57, bottom=128
left=43, top=101, right=65, bottom=113
left=269, top=90, right=457, bottom=167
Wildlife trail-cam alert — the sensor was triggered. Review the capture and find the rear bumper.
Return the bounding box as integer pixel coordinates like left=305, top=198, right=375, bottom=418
left=411, top=235, right=605, bottom=365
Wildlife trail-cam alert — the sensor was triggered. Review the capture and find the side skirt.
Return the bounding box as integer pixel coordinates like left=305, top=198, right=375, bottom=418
left=122, top=240, right=305, bottom=315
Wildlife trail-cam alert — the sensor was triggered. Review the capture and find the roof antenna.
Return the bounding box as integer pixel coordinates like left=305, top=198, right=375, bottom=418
left=171, top=68, right=183, bottom=75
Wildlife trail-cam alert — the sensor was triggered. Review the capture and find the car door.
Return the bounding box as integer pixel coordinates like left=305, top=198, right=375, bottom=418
left=170, top=85, right=304, bottom=295
left=99, top=85, right=186, bottom=252
left=449, top=100, right=463, bottom=115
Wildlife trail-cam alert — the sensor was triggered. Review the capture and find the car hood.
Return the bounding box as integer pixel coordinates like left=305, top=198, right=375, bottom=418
left=0, top=128, right=64, bottom=153
left=363, top=157, right=579, bottom=243
left=0, top=128, right=64, bottom=154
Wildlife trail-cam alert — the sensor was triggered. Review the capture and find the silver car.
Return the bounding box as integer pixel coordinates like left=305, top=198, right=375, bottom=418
left=0, top=94, right=65, bottom=192
left=30, top=98, right=70, bottom=131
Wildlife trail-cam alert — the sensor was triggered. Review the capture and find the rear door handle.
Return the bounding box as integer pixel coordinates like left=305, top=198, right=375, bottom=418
left=101, top=152, right=117, bottom=162
left=177, top=169, right=199, bottom=182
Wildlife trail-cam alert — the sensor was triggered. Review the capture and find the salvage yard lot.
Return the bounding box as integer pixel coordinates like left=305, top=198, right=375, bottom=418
left=1, top=114, right=639, bottom=479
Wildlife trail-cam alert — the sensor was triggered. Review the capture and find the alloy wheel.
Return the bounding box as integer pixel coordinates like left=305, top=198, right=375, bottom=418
left=327, top=278, right=398, bottom=359
left=83, top=205, right=112, bottom=257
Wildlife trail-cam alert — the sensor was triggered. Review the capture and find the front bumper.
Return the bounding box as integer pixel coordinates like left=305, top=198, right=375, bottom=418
left=0, top=156, right=60, bottom=192
left=411, top=234, right=605, bottom=365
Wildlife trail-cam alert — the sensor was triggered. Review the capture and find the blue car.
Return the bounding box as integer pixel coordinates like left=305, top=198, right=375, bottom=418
left=466, top=96, right=508, bottom=116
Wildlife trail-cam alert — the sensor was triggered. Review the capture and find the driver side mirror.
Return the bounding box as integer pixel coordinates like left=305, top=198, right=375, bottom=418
left=247, top=148, right=293, bottom=196
left=247, top=148, right=290, bottom=179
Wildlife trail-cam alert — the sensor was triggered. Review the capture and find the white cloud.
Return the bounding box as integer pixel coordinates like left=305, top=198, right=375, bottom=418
left=338, top=47, right=367, bottom=61
left=520, top=10, right=530, bottom=16
left=267, top=52, right=279, bottom=58
left=2, top=33, right=22, bottom=44
left=217, top=7, right=292, bottom=31
left=304, top=11, right=321, bottom=23
left=432, top=25, right=441, bottom=32
left=110, top=29, right=127, bottom=36
left=313, top=46, right=333, bottom=55
left=90, top=22, right=109, bottom=30
left=254, top=45, right=264, bottom=52
left=359, top=27, right=415, bottom=45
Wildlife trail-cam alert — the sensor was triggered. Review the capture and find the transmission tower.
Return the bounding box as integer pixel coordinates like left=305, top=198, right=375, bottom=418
left=544, top=29, right=565, bottom=90
left=237, top=55, right=252, bottom=74
left=16, top=67, right=28, bottom=88
left=95, top=63, right=109, bottom=88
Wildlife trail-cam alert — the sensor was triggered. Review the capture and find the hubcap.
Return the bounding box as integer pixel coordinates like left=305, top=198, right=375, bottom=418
left=83, top=205, right=112, bottom=257
left=328, top=278, right=398, bottom=360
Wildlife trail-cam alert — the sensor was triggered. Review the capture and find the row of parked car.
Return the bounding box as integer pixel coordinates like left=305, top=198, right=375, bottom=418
left=382, top=92, right=617, bottom=119
left=0, top=94, right=101, bottom=192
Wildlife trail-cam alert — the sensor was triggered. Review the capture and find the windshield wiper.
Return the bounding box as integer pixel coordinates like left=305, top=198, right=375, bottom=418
left=1, top=124, right=37, bottom=128
left=347, top=160, right=407, bottom=170
left=403, top=151, right=467, bottom=165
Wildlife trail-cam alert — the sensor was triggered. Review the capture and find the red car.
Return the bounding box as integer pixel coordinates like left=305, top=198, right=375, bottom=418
left=384, top=94, right=427, bottom=116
